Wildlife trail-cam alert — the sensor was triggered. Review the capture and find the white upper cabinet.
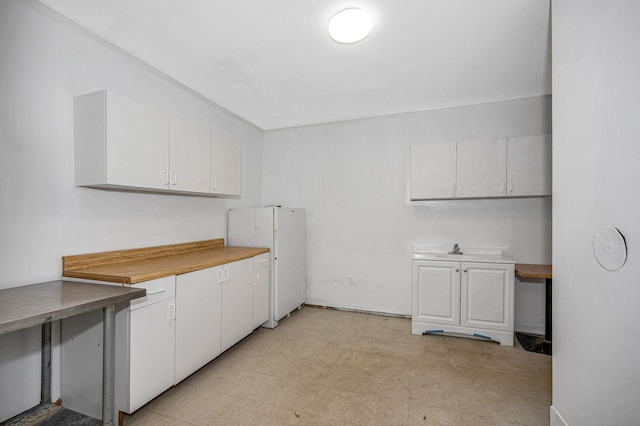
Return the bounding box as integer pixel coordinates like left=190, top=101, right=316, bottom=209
left=410, top=143, right=456, bottom=200
left=456, top=138, right=507, bottom=198
left=74, top=90, right=242, bottom=197
left=506, top=134, right=552, bottom=197
left=211, top=132, right=241, bottom=197
left=75, top=90, right=169, bottom=190
left=410, top=134, right=551, bottom=200
left=169, top=116, right=211, bottom=194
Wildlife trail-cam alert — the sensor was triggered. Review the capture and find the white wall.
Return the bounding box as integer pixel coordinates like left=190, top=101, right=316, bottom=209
left=551, top=1, right=640, bottom=425
left=263, top=96, right=552, bottom=321
left=0, top=1, right=263, bottom=421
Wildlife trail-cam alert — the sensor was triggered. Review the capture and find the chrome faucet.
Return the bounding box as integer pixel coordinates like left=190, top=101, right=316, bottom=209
left=448, top=243, right=463, bottom=255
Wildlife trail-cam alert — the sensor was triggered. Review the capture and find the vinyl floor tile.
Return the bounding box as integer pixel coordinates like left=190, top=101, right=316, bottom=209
left=124, top=307, right=551, bottom=426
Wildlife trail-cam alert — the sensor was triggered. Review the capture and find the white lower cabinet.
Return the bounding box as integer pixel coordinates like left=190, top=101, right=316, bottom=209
left=253, top=253, right=270, bottom=329
left=412, top=260, right=514, bottom=345
left=221, top=258, right=254, bottom=352
left=174, top=267, right=222, bottom=384
left=61, top=256, right=268, bottom=418
left=116, top=276, right=176, bottom=414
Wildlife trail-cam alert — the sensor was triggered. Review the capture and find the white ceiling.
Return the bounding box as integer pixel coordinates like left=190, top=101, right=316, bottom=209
left=38, top=0, right=551, bottom=130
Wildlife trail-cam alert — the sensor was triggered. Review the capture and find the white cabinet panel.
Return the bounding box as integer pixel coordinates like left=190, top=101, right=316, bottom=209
left=410, top=143, right=456, bottom=200
left=253, top=253, right=270, bottom=329
left=174, top=267, right=222, bottom=384
left=412, top=261, right=460, bottom=326
left=169, top=116, right=211, bottom=194
left=412, top=258, right=514, bottom=345
left=211, top=132, right=241, bottom=196
left=456, top=138, right=507, bottom=198
left=74, top=90, right=169, bottom=190
left=221, top=258, right=253, bottom=352
left=461, top=263, right=512, bottom=331
left=507, top=134, right=552, bottom=196
left=74, top=90, right=243, bottom=198
left=128, top=297, right=175, bottom=412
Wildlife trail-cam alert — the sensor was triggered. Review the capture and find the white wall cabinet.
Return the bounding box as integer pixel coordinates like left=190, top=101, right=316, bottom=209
left=506, top=134, right=552, bottom=196
left=74, top=90, right=169, bottom=191
left=456, top=138, right=507, bottom=198
left=74, top=90, right=241, bottom=197
left=221, top=258, right=254, bottom=352
left=410, top=134, right=551, bottom=200
left=410, top=143, right=457, bottom=199
left=169, top=115, right=212, bottom=194
left=174, top=267, right=222, bottom=385
left=412, top=260, right=514, bottom=345
left=252, top=253, right=270, bottom=329
left=211, top=132, right=242, bottom=196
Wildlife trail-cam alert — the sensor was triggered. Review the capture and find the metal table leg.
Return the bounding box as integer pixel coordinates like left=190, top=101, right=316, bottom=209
left=41, top=322, right=51, bottom=404
left=102, top=305, right=116, bottom=426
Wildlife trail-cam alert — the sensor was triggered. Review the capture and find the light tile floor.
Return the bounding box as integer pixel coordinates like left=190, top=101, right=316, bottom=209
left=124, top=307, right=551, bottom=426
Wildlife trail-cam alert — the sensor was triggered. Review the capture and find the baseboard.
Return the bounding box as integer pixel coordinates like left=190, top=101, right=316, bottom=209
left=303, top=303, right=410, bottom=319
left=515, top=321, right=545, bottom=336
left=550, top=405, right=569, bottom=426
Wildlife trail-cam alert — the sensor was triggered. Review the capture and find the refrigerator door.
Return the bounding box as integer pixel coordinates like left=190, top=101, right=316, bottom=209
left=273, top=208, right=306, bottom=321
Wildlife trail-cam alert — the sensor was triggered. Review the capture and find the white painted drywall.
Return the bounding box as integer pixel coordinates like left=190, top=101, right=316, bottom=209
left=552, top=1, right=640, bottom=424
left=0, top=1, right=263, bottom=421
left=263, top=96, right=551, bottom=321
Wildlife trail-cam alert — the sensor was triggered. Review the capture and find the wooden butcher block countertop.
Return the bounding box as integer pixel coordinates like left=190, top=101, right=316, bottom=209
left=62, top=238, right=269, bottom=285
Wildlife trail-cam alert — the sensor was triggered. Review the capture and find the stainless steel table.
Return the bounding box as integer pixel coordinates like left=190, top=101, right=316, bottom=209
left=0, top=280, right=145, bottom=425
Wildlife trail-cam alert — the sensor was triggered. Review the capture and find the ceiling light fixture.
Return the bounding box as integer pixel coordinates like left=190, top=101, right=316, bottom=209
left=328, top=8, right=373, bottom=44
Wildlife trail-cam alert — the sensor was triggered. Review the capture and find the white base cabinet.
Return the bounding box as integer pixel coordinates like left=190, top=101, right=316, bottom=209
left=252, top=253, right=270, bottom=329
left=221, top=258, right=254, bottom=352
left=412, top=259, right=515, bottom=346
left=61, top=255, right=269, bottom=418
left=174, top=267, right=222, bottom=385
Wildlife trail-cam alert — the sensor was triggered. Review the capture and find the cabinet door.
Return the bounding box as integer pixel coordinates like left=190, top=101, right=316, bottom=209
left=506, top=134, right=552, bottom=196
left=211, top=132, right=241, bottom=196
left=253, top=264, right=270, bottom=329
left=221, top=258, right=254, bottom=352
left=412, top=261, right=460, bottom=326
left=456, top=138, right=507, bottom=198
left=169, top=116, right=211, bottom=193
left=106, top=92, right=169, bottom=190
left=174, top=267, right=222, bottom=384
left=129, top=298, right=176, bottom=412
left=460, top=262, right=514, bottom=332
left=410, top=143, right=456, bottom=200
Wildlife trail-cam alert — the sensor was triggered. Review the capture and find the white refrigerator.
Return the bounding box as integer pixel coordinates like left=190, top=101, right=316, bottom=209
left=227, top=207, right=306, bottom=328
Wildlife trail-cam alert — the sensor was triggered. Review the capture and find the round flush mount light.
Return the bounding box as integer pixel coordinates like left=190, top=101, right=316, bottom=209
left=328, top=8, right=373, bottom=44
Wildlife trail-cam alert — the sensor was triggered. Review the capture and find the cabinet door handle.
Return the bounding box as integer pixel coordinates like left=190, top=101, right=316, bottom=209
left=169, top=303, right=176, bottom=320
left=455, top=268, right=459, bottom=272
left=218, top=269, right=224, bottom=283
left=224, top=268, right=230, bottom=282
left=451, top=183, right=455, bottom=197
left=211, top=177, right=217, bottom=191
left=146, top=289, right=165, bottom=296
left=163, top=170, right=169, bottom=186
left=254, top=273, right=259, bottom=285
left=171, top=171, right=177, bottom=186
left=463, top=269, right=468, bottom=273
left=258, top=259, right=268, bottom=263
left=509, top=180, right=514, bottom=193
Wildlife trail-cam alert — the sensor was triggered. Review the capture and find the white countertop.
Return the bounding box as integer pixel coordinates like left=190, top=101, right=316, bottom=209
left=412, top=246, right=516, bottom=264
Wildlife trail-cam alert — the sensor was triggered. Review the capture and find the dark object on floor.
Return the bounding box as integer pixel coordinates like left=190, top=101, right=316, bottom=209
left=0, top=403, right=101, bottom=426
left=517, top=332, right=552, bottom=355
